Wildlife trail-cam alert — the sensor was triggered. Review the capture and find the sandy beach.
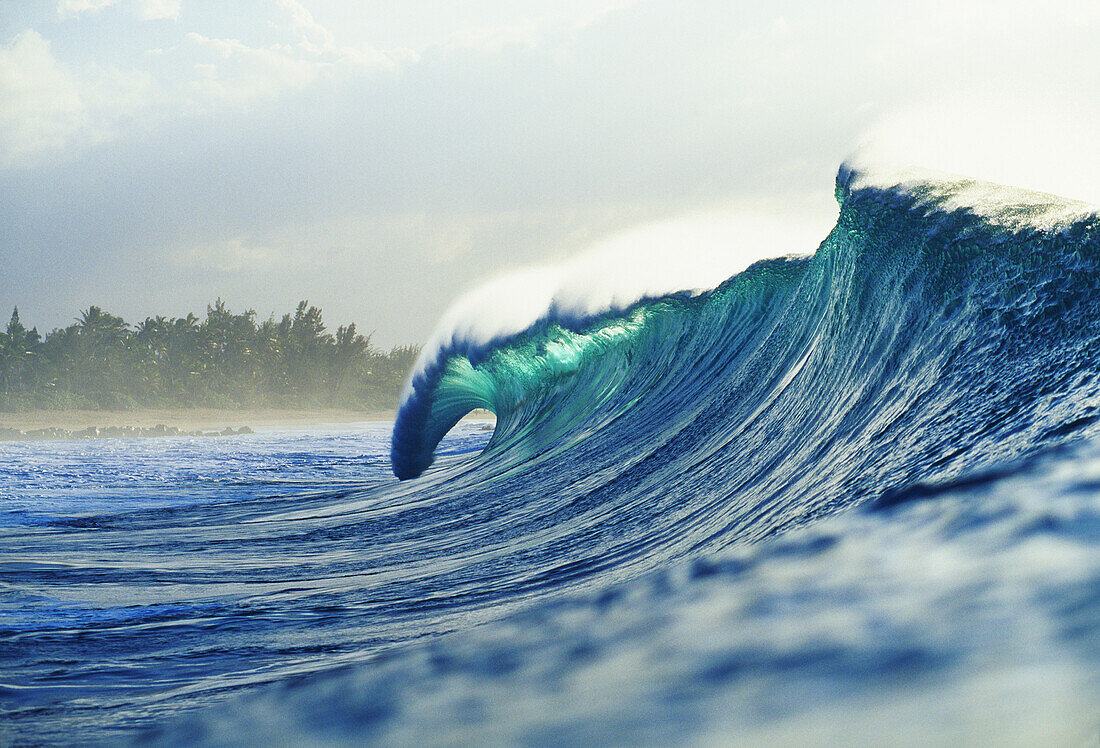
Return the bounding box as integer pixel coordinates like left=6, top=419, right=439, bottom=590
left=0, top=407, right=497, bottom=435
left=0, top=408, right=397, bottom=433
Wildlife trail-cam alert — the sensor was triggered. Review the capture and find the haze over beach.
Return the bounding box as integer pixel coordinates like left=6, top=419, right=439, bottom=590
left=3, top=2, right=1100, bottom=747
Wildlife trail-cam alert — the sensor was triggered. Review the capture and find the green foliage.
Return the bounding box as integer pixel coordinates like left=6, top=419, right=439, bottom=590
left=0, top=301, right=420, bottom=412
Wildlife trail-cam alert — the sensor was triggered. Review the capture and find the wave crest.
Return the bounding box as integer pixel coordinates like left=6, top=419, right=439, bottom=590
left=392, top=163, right=1100, bottom=493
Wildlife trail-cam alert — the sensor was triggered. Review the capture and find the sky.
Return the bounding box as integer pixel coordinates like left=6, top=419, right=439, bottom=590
left=1, top=1, right=1098, bottom=346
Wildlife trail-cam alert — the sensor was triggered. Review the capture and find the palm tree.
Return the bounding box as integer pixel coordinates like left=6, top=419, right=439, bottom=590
left=0, top=301, right=419, bottom=411
left=76, top=306, right=129, bottom=343
left=0, top=307, right=41, bottom=399
left=166, top=313, right=200, bottom=397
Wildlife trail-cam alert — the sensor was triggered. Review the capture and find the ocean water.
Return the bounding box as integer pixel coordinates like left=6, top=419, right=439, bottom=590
left=0, top=422, right=495, bottom=745
left=4, top=165, right=1100, bottom=745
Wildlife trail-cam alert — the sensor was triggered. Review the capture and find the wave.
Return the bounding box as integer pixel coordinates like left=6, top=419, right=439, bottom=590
left=392, top=162, right=1100, bottom=552
left=9, top=162, right=1100, bottom=744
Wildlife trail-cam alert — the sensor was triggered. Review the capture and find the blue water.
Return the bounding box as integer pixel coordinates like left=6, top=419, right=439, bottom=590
left=1, top=422, right=498, bottom=744
left=4, top=166, right=1100, bottom=745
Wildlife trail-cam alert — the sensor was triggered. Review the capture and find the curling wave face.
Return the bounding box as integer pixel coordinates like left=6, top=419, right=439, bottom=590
left=393, top=164, right=1100, bottom=542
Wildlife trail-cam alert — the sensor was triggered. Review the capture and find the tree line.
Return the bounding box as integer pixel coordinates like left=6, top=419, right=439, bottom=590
left=0, top=300, right=420, bottom=411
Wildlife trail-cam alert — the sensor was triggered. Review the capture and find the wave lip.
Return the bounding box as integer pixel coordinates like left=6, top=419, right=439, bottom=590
left=391, top=353, right=496, bottom=480
left=390, top=293, right=693, bottom=480
left=838, top=157, right=1100, bottom=229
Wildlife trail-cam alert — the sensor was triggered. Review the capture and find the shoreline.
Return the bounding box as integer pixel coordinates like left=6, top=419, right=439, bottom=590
left=0, top=408, right=398, bottom=433
left=0, top=407, right=496, bottom=442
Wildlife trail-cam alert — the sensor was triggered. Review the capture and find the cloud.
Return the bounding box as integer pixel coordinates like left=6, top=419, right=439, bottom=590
left=0, top=31, right=84, bottom=165
left=56, top=0, right=118, bottom=19
left=175, top=236, right=283, bottom=273
left=181, top=31, right=331, bottom=107
left=176, top=18, right=395, bottom=109
left=57, top=0, right=180, bottom=21
left=275, top=0, right=336, bottom=53
left=3, top=0, right=1100, bottom=345
left=4, top=3, right=396, bottom=164
left=136, top=0, right=180, bottom=21
left=0, top=30, right=152, bottom=167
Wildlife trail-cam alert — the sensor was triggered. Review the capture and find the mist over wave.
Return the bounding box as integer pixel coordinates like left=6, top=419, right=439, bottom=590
left=409, top=200, right=832, bottom=385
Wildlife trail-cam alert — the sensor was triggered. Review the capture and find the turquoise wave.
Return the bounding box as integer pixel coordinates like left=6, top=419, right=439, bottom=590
left=392, top=163, right=1100, bottom=551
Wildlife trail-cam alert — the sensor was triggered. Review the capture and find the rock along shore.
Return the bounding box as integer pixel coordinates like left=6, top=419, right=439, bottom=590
left=0, top=424, right=254, bottom=442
